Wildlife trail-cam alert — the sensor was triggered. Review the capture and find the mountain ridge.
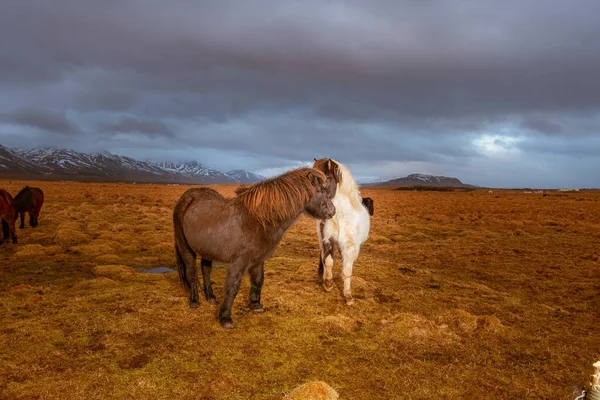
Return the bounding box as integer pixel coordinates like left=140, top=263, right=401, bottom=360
left=0, top=145, right=266, bottom=185
left=362, top=173, right=475, bottom=188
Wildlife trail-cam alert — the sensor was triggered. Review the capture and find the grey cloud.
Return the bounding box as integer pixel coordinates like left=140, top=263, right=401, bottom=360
left=517, top=135, right=600, bottom=158
left=2, top=0, right=600, bottom=119
left=99, top=117, right=173, bottom=137
left=520, top=116, right=565, bottom=135
left=1, top=1, right=600, bottom=187
left=4, top=107, right=81, bottom=135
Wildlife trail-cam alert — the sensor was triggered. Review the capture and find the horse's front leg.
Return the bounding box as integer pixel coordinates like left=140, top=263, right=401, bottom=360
left=321, top=239, right=335, bottom=292
left=218, top=261, right=248, bottom=329
left=29, top=212, right=34, bottom=228
left=18, top=212, right=25, bottom=229
left=248, top=262, right=265, bottom=312
left=341, top=242, right=358, bottom=306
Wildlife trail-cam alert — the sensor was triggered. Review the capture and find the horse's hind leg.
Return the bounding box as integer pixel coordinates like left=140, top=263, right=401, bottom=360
left=175, top=240, right=199, bottom=308
left=341, top=242, right=359, bottom=306
left=31, top=209, right=40, bottom=227
left=29, top=212, right=35, bottom=228
left=248, top=262, right=264, bottom=312
left=187, top=259, right=200, bottom=308
left=200, top=258, right=216, bottom=303
left=18, top=212, right=25, bottom=229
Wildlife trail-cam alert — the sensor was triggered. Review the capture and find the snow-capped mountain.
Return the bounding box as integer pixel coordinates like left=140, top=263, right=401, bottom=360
left=0, top=145, right=51, bottom=175
left=226, top=169, right=266, bottom=184
left=154, top=161, right=236, bottom=183
left=362, top=173, right=474, bottom=188
left=15, top=148, right=174, bottom=182
left=0, top=146, right=264, bottom=184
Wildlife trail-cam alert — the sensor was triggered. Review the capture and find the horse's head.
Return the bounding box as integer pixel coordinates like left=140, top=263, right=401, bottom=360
left=304, top=179, right=336, bottom=220
left=313, top=158, right=339, bottom=199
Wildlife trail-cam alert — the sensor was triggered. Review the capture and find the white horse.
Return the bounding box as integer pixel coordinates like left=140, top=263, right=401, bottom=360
left=313, top=158, right=372, bottom=305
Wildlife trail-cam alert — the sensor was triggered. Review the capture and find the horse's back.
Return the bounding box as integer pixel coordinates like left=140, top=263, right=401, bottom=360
left=175, top=187, right=244, bottom=262
left=14, top=186, right=43, bottom=211
left=174, top=187, right=224, bottom=219
left=31, top=187, right=44, bottom=204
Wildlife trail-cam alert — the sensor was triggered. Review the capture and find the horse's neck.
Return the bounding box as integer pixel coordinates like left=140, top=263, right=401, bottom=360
left=263, top=212, right=301, bottom=242
left=334, top=186, right=362, bottom=211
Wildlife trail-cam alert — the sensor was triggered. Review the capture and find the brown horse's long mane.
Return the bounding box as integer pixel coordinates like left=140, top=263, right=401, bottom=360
left=234, top=167, right=326, bottom=227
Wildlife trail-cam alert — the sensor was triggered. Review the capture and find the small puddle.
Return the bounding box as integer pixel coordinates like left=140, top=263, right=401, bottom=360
left=136, top=267, right=176, bottom=274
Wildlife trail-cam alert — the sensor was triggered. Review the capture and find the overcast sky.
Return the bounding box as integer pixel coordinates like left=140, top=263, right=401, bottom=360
left=1, top=0, right=599, bottom=188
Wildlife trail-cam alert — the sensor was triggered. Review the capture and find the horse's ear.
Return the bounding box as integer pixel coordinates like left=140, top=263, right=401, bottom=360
left=314, top=158, right=318, bottom=162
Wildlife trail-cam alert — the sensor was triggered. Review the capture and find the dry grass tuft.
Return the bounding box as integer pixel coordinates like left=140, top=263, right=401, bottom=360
left=71, top=243, right=118, bottom=256
left=318, top=315, right=356, bottom=335
left=73, top=277, right=117, bottom=289
left=92, top=264, right=137, bottom=279
left=371, top=234, right=393, bottom=244
left=284, top=381, right=339, bottom=400
left=56, top=222, right=82, bottom=231
left=7, top=284, right=48, bottom=294
left=95, top=254, right=122, bottom=264
left=54, top=228, right=91, bottom=246
left=438, top=309, right=504, bottom=335
left=381, top=312, right=456, bottom=344
left=13, top=244, right=47, bottom=258
left=150, top=242, right=174, bottom=254
left=28, top=231, right=51, bottom=242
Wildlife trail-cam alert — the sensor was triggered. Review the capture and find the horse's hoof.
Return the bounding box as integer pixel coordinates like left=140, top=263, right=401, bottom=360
left=221, top=321, right=234, bottom=329
left=189, top=302, right=199, bottom=309
left=207, top=298, right=217, bottom=304
left=322, top=280, right=334, bottom=292
left=345, top=297, right=355, bottom=306
left=250, top=306, right=264, bottom=313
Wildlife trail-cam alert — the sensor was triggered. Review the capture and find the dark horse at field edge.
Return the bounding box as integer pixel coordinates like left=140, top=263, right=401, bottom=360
left=13, top=186, right=44, bottom=229
left=173, top=167, right=336, bottom=329
left=0, top=189, right=17, bottom=245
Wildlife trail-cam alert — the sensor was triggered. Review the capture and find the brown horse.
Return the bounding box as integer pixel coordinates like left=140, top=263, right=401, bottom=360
left=0, top=189, right=17, bottom=245
left=173, top=167, right=336, bottom=329
left=13, top=186, right=44, bottom=229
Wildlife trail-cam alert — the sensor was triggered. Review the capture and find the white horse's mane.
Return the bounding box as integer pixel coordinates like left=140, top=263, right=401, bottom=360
left=331, top=159, right=363, bottom=211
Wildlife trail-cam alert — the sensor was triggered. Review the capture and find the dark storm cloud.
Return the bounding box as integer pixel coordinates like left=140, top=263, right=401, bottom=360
left=4, top=107, right=81, bottom=135
left=1, top=0, right=600, bottom=187
left=2, top=0, right=600, bottom=117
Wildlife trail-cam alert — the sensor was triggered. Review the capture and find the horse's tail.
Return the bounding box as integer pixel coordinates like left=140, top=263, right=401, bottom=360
left=173, top=190, right=197, bottom=290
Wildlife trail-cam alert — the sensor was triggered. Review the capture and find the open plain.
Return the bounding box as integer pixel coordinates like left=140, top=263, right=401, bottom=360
left=0, top=180, right=599, bottom=399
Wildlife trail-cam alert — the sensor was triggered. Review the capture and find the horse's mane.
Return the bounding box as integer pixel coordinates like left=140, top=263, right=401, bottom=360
left=234, top=167, right=326, bottom=227
left=314, top=158, right=363, bottom=211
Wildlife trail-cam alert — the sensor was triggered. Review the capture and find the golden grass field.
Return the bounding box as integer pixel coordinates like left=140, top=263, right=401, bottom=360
left=1, top=180, right=599, bottom=399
